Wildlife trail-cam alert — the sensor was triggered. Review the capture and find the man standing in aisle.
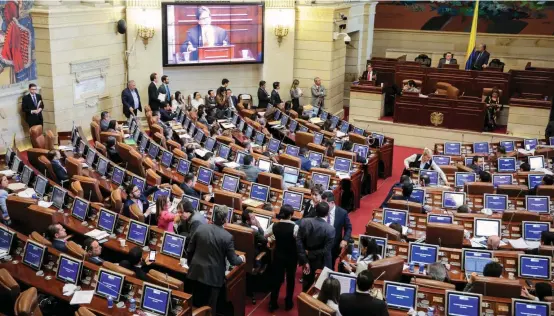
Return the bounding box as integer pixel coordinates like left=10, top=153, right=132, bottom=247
left=311, top=77, right=326, bottom=108
left=148, top=72, right=161, bottom=115
left=157, top=75, right=172, bottom=104
left=22, top=83, right=44, bottom=127
left=321, top=191, right=352, bottom=269
left=122, top=80, right=142, bottom=118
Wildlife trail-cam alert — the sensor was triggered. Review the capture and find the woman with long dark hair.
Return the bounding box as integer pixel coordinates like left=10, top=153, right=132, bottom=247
left=317, top=278, right=342, bottom=316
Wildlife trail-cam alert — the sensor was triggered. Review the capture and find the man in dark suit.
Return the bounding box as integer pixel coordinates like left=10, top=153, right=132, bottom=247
left=180, top=6, right=229, bottom=61
left=180, top=173, right=200, bottom=198
left=339, top=270, right=389, bottom=316
left=157, top=75, right=172, bottom=104
left=47, top=150, right=69, bottom=184
left=120, top=246, right=151, bottom=281
left=148, top=72, right=161, bottom=114
left=297, top=202, right=335, bottom=291
left=321, top=191, right=352, bottom=268
left=205, top=90, right=216, bottom=107
left=257, top=80, right=271, bottom=109
left=187, top=206, right=245, bottom=314
left=47, top=224, right=68, bottom=253
left=271, top=82, right=282, bottom=105
left=226, top=89, right=238, bottom=109
left=84, top=238, right=104, bottom=265
left=302, top=185, right=324, bottom=218
left=122, top=80, right=142, bottom=118
left=360, top=63, right=377, bottom=82
left=21, top=83, right=44, bottom=127
left=159, top=102, right=174, bottom=123
left=174, top=200, right=206, bottom=241
left=469, top=43, right=490, bottom=70
left=438, top=52, right=457, bottom=68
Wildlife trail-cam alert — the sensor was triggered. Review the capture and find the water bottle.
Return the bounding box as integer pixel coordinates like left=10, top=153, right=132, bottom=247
left=409, top=262, right=415, bottom=273
left=420, top=264, right=426, bottom=274
left=351, top=247, right=359, bottom=261
left=129, top=298, right=136, bottom=312
left=107, top=296, right=113, bottom=309
left=427, top=306, right=435, bottom=316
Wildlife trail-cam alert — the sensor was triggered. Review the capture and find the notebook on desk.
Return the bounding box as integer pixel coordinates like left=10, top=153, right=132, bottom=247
left=242, top=198, right=264, bottom=208
left=7, top=183, right=26, bottom=191
left=224, top=162, right=240, bottom=169
left=221, top=123, right=235, bottom=129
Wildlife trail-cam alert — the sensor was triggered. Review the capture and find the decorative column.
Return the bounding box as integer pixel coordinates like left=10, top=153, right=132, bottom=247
left=366, top=1, right=378, bottom=61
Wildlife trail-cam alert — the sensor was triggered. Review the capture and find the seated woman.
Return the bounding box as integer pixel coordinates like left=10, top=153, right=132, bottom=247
left=484, top=87, right=503, bottom=131
left=317, top=278, right=342, bottom=316
left=402, top=80, right=420, bottom=93
left=172, top=91, right=185, bottom=112
left=106, top=120, right=123, bottom=136
left=342, top=238, right=381, bottom=276
left=190, top=91, right=204, bottom=111
left=122, top=183, right=159, bottom=223
left=106, top=137, right=122, bottom=164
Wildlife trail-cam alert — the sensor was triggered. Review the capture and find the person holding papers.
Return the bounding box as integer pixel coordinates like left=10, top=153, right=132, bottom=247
left=84, top=238, right=104, bottom=265
left=122, top=183, right=159, bottom=222
left=0, top=175, right=11, bottom=225
left=238, top=155, right=262, bottom=182
left=317, top=279, right=342, bottom=316
left=321, top=191, right=352, bottom=269
left=338, top=270, right=389, bottom=316
left=463, top=261, right=502, bottom=293
left=47, top=224, right=69, bottom=253
left=402, top=148, right=449, bottom=186
left=157, top=75, right=172, bottom=104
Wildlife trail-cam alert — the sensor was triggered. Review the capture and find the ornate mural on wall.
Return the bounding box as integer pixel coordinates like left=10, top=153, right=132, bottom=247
left=0, top=0, right=36, bottom=86
left=375, top=1, right=554, bottom=35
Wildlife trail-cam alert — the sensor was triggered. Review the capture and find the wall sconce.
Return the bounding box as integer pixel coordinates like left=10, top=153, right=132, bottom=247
left=137, top=24, right=154, bottom=49
left=274, top=25, right=289, bottom=46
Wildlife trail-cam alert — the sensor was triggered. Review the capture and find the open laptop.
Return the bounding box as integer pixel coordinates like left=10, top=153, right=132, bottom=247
left=462, top=249, right=493, bottom=281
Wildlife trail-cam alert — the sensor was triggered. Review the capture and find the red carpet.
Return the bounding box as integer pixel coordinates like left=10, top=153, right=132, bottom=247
left=246, top=145, right=420, bottom=315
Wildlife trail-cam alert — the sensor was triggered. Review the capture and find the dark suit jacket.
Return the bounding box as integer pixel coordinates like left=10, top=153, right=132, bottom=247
left=122, top=186, right=158, bottom=218
left=229, top=96, right=238, bottom=108
left=122, top=88, right=142, bottom=118
left=120, top=260, right=150, bottom=281
left=339, top=293, right=389, bottom=316
left=180, top=183, right=200, bottom=198
left=471, top=50, right=490, bottom=70
left=159, top=108, right=174, bottom=122
left=180, top=25, right=229, bottom=61
left=187, top=224, right=243, bottom=287
left=88, top=256, right=104, bottom=265
left=297, top=217, right=335, bottom=269
left=438, top=58, right=458, bottom=68
left=148, top=82, right=161, bottom=112
left=22, top=93, right=44, bottom=127
left=361, top=70, right=377, bottom=81
left=158, top=84, right=171, bottom=103
left=257, top=88, right=271, bottom=108
left=332, top=206, right=352, bottom=255
left=51, top=160, right=69, bottom=183
left=270, top=89, right=282, bottom=105
left=52, top=239, right=68, bottom=253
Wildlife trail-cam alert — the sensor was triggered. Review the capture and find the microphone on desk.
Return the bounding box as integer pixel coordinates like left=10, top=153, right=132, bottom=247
left=374, top=270, right=386, bottom=281
left=438, top=237, right=442, bottom=248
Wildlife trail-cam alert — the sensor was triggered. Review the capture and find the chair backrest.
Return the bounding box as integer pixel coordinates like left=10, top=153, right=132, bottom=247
left=111, top=189, right=123, bottom=214
left=29, top=125, right=45, bottom=149
left=153, top=132, right=167, bottom=149
left=446, top=85, right=460, bottom=100
left=167, top=139, right=181, bottom=152
left=413, top=278, right=455, bottom=290
left=278, top=154, right=301, bottom=169
left=26, top=148, right=49, bottom=171
left=224, top=223, right=255, bottom=272
left=75, top=307, right=96, bottom=316
left=14, top=287, right=41, bottom=316
left=129, top=203, right=145, bottom=222
left=65, top=157, right=83, bottom=179
left=435, top=82, right=452, bottom=95
left=466, top=182, right=494, bottom=195
left=501, top=211, right=540, bottom=222
left=537, top=185, right=554, bottom=198
left=440, top=164, right=457, bottom=176
left=71, top=180, right=84, bottom=198
left=402, top=79, right=423, bottom=86
left=11, top=204, right=56, bottom=236
left=369, top=256, right=405, bottom=282
left=222, top=167, right=247, bottom=180
left=146, top=269, right=184, bottom=291
left=348, top=132, right=366, bottom=145
left=45, top=130, right=55, bottom=150
left=173, top=148, right=187, bottom=159
left=425, top=223, right=464, bottom=248
left=295, top=132, right=314, bottom=148
left=92, top=115, right=101, bottom=124
left=0, top=268, right=21, bottom=301
left=215, top=135, right=235, bottom=145
left=116, top=142, right=133, bottom=162
left=214, top=189, right=243, bottom=210
left=95, top=141, right=107, bottom=157
left=258, top=172, right=283, bottom=190
left=497, top=184, right=529, bottom=197
left=100, top=132, right=122, bottom=144
left=365, top=222, right=401, bottom=241
left=471, top=276, right=521, bottom=298
left=386, top=199, right=423, bottom=213
left=146, top=169, right=162, bottom=186
left=296, top=292, right=336, bottom=316
left=129, top=150, right=146, bottom=177
left=66, top=241, right=86, bottom=259
left=38, top=155, right=59, bottom=183
left=90, top=121, right=101, bottom=144
left=29, top=232, right=52, bottom=247
left=333, top=150, right=356, bottom=161
left=73, top=175, right=103, bottom=202
left=307, top=143, right=325, bottom=154
left=102, top=261, right=136, bottom=277
left=171, top=184, right=185, bottom=198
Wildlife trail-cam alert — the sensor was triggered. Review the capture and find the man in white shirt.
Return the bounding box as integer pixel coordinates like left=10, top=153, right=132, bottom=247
left=403, top=148, right=449, bottom=186
left=321, top=191, right=352, bottom=269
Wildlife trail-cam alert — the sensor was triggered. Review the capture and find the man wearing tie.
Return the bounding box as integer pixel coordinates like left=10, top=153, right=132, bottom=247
left=148, top=72, right=161, bottom=115
left=158, top=75, right=172, bottom=104
left=469, top=43, right=490, bottom=70
left=360, top=63, right=377, bottom=82
left=181, top=6, right=229, bottom=62
left=226, top=89, right=237, bottom=111
left=310, top=77, right=326, bottom=108
left=321, top=191, right=352, bottom=269
left=47, top=150, right=69, bottom=185
left=122, top=80, right=142, bottom=118
left=21, top=83, right=44, bottom=127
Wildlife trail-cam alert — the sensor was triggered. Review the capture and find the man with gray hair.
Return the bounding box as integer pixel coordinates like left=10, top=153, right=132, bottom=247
left=311, top=77, right=326, bottom=108
left=122, top=79, right=142, bottom=118
left=186, top=204, right=245, bottom=314
left=427, top=262, right=449, bottom=282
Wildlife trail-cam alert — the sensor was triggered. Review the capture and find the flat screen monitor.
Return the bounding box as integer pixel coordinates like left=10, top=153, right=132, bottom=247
left=372, top=133, right=385, bottom=147
left=512, top=299, right=550, bottom=316
left=111, top=166, right=125, bottom=186
left=184, top=117, right=191, bottom=129
left=334, top=141, right=343, bottom=151
left=183, top=195, right=200, bottom=211
left=455, top=172, right=476, bottom=188
left=526, top=196, right=550, bottom=214
left=250, top=183, right=269, bottom=202
left=96, top=158, right=108, bottom=176
left=493, top=174, right=512, bottom=188
left=518, top=254, right=551, bottom=280
left=528, top=156, right=544, bottom=170
left=71, top=197, right=89, bottom=221
left=161, top=150, right=174, bottom=168
left=221, top=174, right=240, bottom=193
left=5, top=147, right=13, bottom=166
left=500, top=141, right=515, bottom=152
left=254, top=131, right=265, bottom=146
left=280, top=115, right=289, bottom=127
left=20, top=165, right=33, bottom=186
left=528, top=174, right=544, bottom=189
left=140, top=283, right=172, bottom=316
left=524, top=138, right=538, bottom=150
left=148, top=143, right=160, bottom=159
left=194, top=130, right=204, bottom=144
left=78, top=140, right=86, bottom=155
left=289, top=120, right=298, bottom=133
left=51, top=186, right=66, bottom=209
left=0, top=226, right=14, bottom=253
left=352, top=144, right=369, bottom=158
left=497, top=157, right=516, bottom=172
left=384, top=281, right=417, bottom=311
left=333, top=157, right=351, bottom=173
left=432, top=155, right=451, bottom=166
left=152, top=188, right=170, bottom=203
left=320, top=110, right=328, bottom=120
left=188, top=123, right=196, bottom=136
left=550, top=137, right=554, bottom=146
left=446, top=291, right=482, bottom=316
left=313, top=132, right=324, bottom=145
left=254, top=214, right=272, bottom=233
left=408, top=242, right=439, bottom=265
left=139, top=133, right=149, bottom=153
left=359, top=235, right=387, bottom=259
left=126, top=220, right=150, bottom=246
left=473, top=218, right=501, bottom=238
left=267, top=138, right=280, bottom=154
left=308, top=151, right=323, bottom=168
left=427, top=214, right=453, bottom=224
left=235, top=151, right=248, bottom=165
left=327, top=271, right=356, bottom=294
left=218, top=143, right=231, bottom=160
left=462, top=249, right=493, bottom=273
left=522, top=221, right=550, bottom=241
left=22, top=240, right=46, bottom=271
left=285, top=145, right=299, bottom=157
left=56, top=254, right=83, bottom=285
left=330, top=116, right=339, bottom=130
left=273, top=110, right=281, bottom=121
left=283, top=166, right=299, bottom=184
left=86, top=149, right=96, bottom=167
left=410, top=188, right=425, bottom=204
left=95, top=268, right=125, bottom=301
left=444, top=142, right=461, bottom=155
left=419, top=170, right=438, bottom=186
left=197, top=166, right=213, bottom=186
left=339, top=121, right=350, bottom=134
left=131, top=176, right=146, bottom=192
left=484, top=193, right=508, bottom=211
left=205, top=137, right=216, bottom=151
left=311, top=172, right=331, bottom=191
left=256, top=159, right=272, bottom=172
left=97, top=208, right=118, bottom=234
left=442, top=191, right=466, bottom=209
left=10, top=156, right=20, bottom=173
left=383, top=208, right=408, bottom=226
left=473, top=142, right=489, bottom=154
left=161, top=232, right=185, bottom=259
left=34, top=175, right=48, bottom=197
left=282, top=190, right=304, bottom=211
left=354, top=126, right=365, bottom=135
left=176, top=158, right=191, bottom=175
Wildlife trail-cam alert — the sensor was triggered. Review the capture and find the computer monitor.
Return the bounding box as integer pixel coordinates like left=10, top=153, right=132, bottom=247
left=524, top=138, right=538, bottom=151
left=383, top=208, right=408, bottom=226
left=308, top=151, right=323, bottom=168
left=473, top=218, right=501, bottom=238
left=10, top=156, right=20, bottom=173
left=196, top=167, right=213, bottom=186
left=338, top=121, right=350, bottom=134
left=384, top=281, right=417, bottom=311
left=188, top=123, right=196, bottom=136
left=96, top=157, right=108, bottom=176
left=353, top=126, right=364, bottom=136
left=4, top=147, right=13, bottom=166
left=289, top=120, right=298, bottom=133
left=194, top=129, right=204, bottom=144
left=330, top=116, right=339, bottom=130
left=313, top=132, right=324, bottom=145
left=184, top=116, right=191, bottom=129
left=419, top=170, right=438, bottom=186
left=528, top=156, right=545, bottom=170
left=273, top=109, right=281, bottom=121
left=444, top=142, right=461, bottom=155
left=133, top=127, right=141, bottom=142
left=235, top=151, right=248, bottom=165
left=152, top=188, right=170, bottom=203
left=205, top=137, right=216, bottom=151
left=352, top=144, right=369, bottom=158
left=218, top=144, right=231, bottom=160
left=285, top=145, right=300, bottom=157
left=455, top=172, right=476, bottom=188
left=97, top=208, right=118, bottom=234
left=140, top=282, right=172, bottom=316
left=432, top=155, right=451, bottom=166
left=473, top=142, right=490, bottom=154
left=78, top=140, right=86, bottom=155
left=160, top=150, right=173, bottom=168
left=333, top=157, right=352, bottom=173
left=497, top=157, right=516, bottom=172
left=283, top=166, right=299, bottom=184
left=161, top=232, right=185, bottom=259
left=56, top=254, right=83, bottom=285
left=282, top=190, right=304, bottom=211
left=359, top=235, right=387, bottom=259
left=34, top=175, right=48, bottom=197
left=20, top=165, right=33, bottom=186
left=280, top=115, right=289, bottom=127
left=257, top=159, right=272, bottom=172
left=410, top=188, right=425, bottom=204
left=254, top=214, right=272, bottom=233
left=320, top=110, right=328, bottom=120
left=550, top=137, right=554, bottom=146
left=442, top=191, right=466, bottom=209
left=522, top=221, right=550, bottom=241
left=22, top=240, right=46, bottom=271
left=148, top=143, right=160, bottom=159
left=254, top=131, right=265, bottom=146
left=131, top=176, right=146, bottom=192
left=111, top=166, right=125, bottom=186
left=95, top=268, right=125, bottom=301
left=183, top=195, right=200, bottom=211
left=483, top=194, right=508, bottom=212
left=327, top=271, right=356, bottom=294
left=518, top=254, right=551, bottom=280
left=176, top=158, right=191, bottom=176
left=408, top=242, right=439, bottom=265
left=528, top=174, right=544, bottom=189
left=462, top=249, right=493, bottom=272
left=512, top=299, right=550, bottom=316
left=298, top=125, right=308, bottom=133
left=311, top=172, right=331, bottom=191
left=525, top=196, right=550, bottom=214
left=446, top=291, right=482, bottom=316
left=71, top=197, right=89, bottom=221
left=493, top=174, right=513, bottom=188
left=427, top=214, right=453, bottom=224
left=267, top=138, right=280, bottom=154
left=221, top=174, right=240, bottom=193
left=0, top=226, right=14, bottom=253
left=86, top=149, right=96, bottom=167
left=232, top=112, right=240, bottom=125
left=51, top=186, right=66, bottom=209
left=500, top=141, right=515, bottom=152
left=139, top=133, right=149, bottom=152
left=250, top=183, right=270, bottom=202
left=126, top=219, right=150, bottom=246
left=372, top=133, right=385, bottom=147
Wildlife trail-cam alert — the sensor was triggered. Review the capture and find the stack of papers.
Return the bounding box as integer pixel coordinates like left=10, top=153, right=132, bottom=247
left=221, top=123, right=235, bottom=129
left=336, top=131, right=346, bottom=138
left=7, top=183, right=26, bottom=191
left=17, top=188, right=36, bottom=198
left=0, top=170, right=15, bottom=177
left=81, top=163, right=89, bottom=169
left=158, top=93, right=166, bottom=102
left=63, top=284, right=78, bottom=296
left=223, top=162, right=240, bottom=169
left=508, top=238, right=541, bottom=249
left=309, top=117, right=323, bottom=124
left=195, top=148, right=208, bottom=157
left=58, top=145, right=73, bottom=151
left=38, top=201, right=53, bottom=208
left=85, top=229, right=110, bottom=240
left=214, top=157, right=227, bottom=164
left=243, top=199, right=264, bottom=208
left=69, top=291, right=94, bottom=305
left=179, top=134, right=191, bottom=139
left=336, top=173, right=349, bottom=180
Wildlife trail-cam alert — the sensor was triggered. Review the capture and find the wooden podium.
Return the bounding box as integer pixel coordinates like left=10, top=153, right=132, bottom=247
left=198, top=45, right=235, bottom=62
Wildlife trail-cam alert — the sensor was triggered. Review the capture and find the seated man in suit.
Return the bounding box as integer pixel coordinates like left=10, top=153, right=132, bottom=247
left=123, top=183, right=159, bottom=223
left=47, top=224, right=69, bottom=253
left=120, top=246, right=153, bottom=281
left=467, top=156, right=485, bottom=173
left=339, top=270, right=389, bottom=316
left=47, top=150, right=69, bottom=184
left=180, top=173, right=200, bottom=198
left=159, top=101, right=175, bottom=123
left=438, top=52, right=457, bottom=68
left=181, top=6, right=229, bottom=61
left=84, top=237, right=104, bottom=265
left=299, top=147, right=313, bottom=172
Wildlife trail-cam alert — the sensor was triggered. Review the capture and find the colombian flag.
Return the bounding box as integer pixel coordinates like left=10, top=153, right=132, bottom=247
left=464, top=0, right=480, bottom=70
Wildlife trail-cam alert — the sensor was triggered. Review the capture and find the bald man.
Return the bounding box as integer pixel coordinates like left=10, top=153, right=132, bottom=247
left=487, top=235, right=501, bottom=250
left=122, top=80, right=142, bottom=118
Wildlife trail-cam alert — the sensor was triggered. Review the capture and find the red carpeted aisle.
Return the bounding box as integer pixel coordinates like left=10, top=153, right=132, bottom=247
left=246, top=145, right=420, bottom=315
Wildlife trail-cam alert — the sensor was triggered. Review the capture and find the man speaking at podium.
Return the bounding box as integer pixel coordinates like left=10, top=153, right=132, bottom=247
left=181, top=6, right=229, bottom=61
